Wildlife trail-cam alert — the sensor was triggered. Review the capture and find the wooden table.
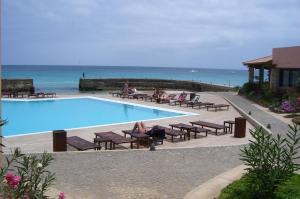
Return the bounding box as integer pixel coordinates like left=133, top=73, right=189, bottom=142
left=223, top=120, right=235, bottom=134
left=169, top=123, right=196, bottom=140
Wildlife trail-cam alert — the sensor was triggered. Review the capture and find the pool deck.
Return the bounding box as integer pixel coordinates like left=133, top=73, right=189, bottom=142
left=3, top=91, right=292, bottom=198
left=3, top=92, right=253, bottom=153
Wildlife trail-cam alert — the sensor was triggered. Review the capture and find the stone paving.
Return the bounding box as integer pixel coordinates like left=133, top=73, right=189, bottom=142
left=3, top=92, right=253, bottom=153
left=218, top=92, right=290, bottom=137
left=49, top=146, right=242, bottom=199
left=4, top=92, right=277, bottom=198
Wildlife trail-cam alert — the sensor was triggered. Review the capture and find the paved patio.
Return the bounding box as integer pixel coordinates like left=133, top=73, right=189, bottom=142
left=48, top=146, right=242, bottom=199
left=3, top=92, right=253, bottom=153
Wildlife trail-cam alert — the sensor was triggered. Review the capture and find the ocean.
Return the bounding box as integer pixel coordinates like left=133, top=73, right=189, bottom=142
left=2, top=65, right=248, bottom=93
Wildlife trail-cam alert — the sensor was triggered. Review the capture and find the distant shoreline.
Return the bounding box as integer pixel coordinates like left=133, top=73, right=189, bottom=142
left=2, top=65, right=247, bottom=92
left=2, top=64, right=247, bottom=71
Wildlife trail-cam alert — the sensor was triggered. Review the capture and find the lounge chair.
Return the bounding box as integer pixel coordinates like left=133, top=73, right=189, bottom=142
left=67, top=136, right=100, bottom=151
left=2, top=91, right=12, bottom=98
left=207, top=104, right=230, bottom=111
left=190, top=120, right=229, bottom=135
left=174, top=94, right=189, bottom=106
left=144, top=95, right=156, bottom=102
left=122, top=130, right=150, bottom=149
left=193, top=102, right=214, bottom=109
left=182, top=95, right=200, bottom=107
left=16, top=92, right=29, bottom=98
left=28, top=93, right=38, bottom=98
left=94, top=131, right=135, bottom=149
left=155, top=125, right=187, bottom=142
left=157, top=94, right=177, bottom=104
left=169, top=93, right=187, bottom=106
left=111, top=91, right=122, bottom=97
left=44, top=92, right=56, bottom=98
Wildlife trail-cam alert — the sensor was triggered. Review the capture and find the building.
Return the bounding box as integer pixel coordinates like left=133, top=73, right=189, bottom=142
left=243, top=46, right=300, bottom=91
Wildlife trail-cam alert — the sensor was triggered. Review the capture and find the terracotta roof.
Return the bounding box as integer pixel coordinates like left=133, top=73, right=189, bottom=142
left=243, top=56, right=272, bottom=66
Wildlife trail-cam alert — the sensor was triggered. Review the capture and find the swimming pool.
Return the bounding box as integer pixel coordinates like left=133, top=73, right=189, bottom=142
left=2, top=97, right=191, bottom=137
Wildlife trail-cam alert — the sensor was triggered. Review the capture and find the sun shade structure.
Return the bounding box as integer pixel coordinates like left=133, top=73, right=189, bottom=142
left=243, top=46, right=300, bottom=91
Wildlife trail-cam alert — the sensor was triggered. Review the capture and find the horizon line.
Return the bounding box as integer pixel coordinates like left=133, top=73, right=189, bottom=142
left=2, top=64, right=246, bottom=70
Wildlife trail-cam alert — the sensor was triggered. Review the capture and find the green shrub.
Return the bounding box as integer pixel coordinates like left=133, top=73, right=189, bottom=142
left=219, top=174, right=300, bottom=199
left=0, top=148, right=56, bottom=198
left=240, top=123, right=300, bottom=199
left=219, top=176, right=254, bottom=199
left=275, top=174, right=300, bottom=199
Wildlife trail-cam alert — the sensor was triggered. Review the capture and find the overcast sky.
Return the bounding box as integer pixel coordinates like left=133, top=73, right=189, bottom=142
left=2, top=0, right=300, bottom=69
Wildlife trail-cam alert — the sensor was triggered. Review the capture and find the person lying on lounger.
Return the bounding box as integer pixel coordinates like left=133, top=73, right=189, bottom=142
left=132, top=122, right=166, bottom=139
left=132, top=122, right=150, bottom=134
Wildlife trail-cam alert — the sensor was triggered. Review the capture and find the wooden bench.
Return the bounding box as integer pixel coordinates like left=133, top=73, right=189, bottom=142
left=67, top=136, right=100, bottom=151
left=94, top=131, right=135, bottom=149
left=144, top=95, right=155, bottom=102
left=45, top=92, right=56, bottom=98
left=207, top=104, right=230, bottom=111
left=193, top=102, right=214, bottom=109
left=156, top=126, right=186, bottom=142
left=122, top=130, right=150, bottom=149
left=111, top=92, right=122, bottom=97
left=190, top=121, right=228, bottom=135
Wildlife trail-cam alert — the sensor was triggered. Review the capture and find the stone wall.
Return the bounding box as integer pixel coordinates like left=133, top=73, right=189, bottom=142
left=79, top=78, right=233, bottom=92
left=1, top=79, right=34, bottom=93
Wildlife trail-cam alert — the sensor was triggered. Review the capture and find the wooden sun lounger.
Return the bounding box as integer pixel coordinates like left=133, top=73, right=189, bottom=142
left=190, top=121, right=228, bottom=135
left=191, top=126, right=210, bottom=138
left=2, top=91, right=12, bottom=98
left=144, top=95, right=155, bottom=102
left=122, top=130, right=150, bottom=149
left=16, top=92, right=29, bottom=98
left=207, top=104, right=230, bottom=111
left=28, top=93, right=38, bottom=98
left=135, top=94, right=148, bottom=100
left=67, top=136, right=99, bottom=151
left=44, top=92, right=56, bottom=98
left=155, top=125, right=187, bottom=142
left=94, top=131, right=135, bottom=149
left=193, top=102, right=214, bottom=109
left=111, top=92, right=122, bottom=97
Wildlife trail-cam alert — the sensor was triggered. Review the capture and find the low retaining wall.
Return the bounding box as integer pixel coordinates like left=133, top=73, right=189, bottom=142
left=1, top=79, right=34, bottom=93
left=79, top=78, right=233, bottom=92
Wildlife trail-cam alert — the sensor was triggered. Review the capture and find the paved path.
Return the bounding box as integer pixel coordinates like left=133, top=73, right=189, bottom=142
left=49, top=146, right=242, bottom=199
left=218, top=92, right=290, bottom=137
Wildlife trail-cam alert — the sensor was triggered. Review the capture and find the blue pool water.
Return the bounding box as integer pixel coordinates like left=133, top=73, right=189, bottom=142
left=2, top=97, right=184, bottom=137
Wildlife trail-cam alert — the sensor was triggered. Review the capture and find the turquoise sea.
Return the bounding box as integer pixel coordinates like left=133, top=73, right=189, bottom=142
left=2, top=65, right=248, bottom=93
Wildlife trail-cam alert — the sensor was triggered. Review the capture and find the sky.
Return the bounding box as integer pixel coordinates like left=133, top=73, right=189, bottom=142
left=2, top=0, right=300, bottom=69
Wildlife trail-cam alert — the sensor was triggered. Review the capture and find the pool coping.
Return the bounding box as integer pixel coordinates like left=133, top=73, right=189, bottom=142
left=2, top=96, right=198, bottom=138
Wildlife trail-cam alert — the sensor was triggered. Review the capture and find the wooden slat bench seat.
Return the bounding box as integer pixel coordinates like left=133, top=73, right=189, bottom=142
left=155, top=125, right=186, bottom=142
left=111, top=92, right=122, bottom=97
left=190, top=121, right=228, bottom=135
left=206, top=104, right=230, bottom=111
left=169, top=123, right=197, bottom=140
left=122, top=130, right=150, bottom=149
left=94, top=131, right=135, bottom=149
left=67, top=136, right=100, bottom=151
left=193, top=102, right=214, bottom=109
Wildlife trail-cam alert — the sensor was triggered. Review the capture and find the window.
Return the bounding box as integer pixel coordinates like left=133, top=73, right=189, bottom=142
left=279, top=69, right=300, bottom=87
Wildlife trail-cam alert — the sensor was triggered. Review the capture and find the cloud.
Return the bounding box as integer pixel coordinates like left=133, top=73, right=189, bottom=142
left=3, top=0, right=300, bottom=67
